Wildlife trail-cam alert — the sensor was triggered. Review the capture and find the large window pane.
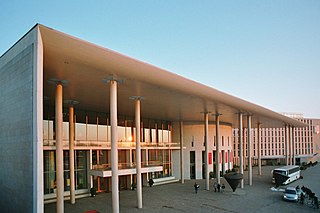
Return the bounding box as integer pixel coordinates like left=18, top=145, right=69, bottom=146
left=76, top=123, right=86, bottom=141
left=118, top=126, right=125, bottom=142
left=63, top=122, right=69, bottom=141
left=87, top=124, right=97, bottom=141
left=144, top=129, right=150, bottom=142
left=98, top=125, right=107, bottom=141
left=48, top=120, right=54, bottom=140
left=163, top=130, right=169, bottom=143
left=76, top=170, right=87, bottom=189
left=75, top=151, right=88, bottom=190
left=125, top=127, right=132, bottom=142
left=107, top=126, right=111, bottom=141
left=44, top=171, right=56, bottom=194
left=43, top=151, right=56, bottom=194
left=43, top=120, right=49, bottom=140
left=158, top=130, right=163, bottom=143
left=76, top=150, right=87, bottom=169
left=151, top=129, right=157, bottom=143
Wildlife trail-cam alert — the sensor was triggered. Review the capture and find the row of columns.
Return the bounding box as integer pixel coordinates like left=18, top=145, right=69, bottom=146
left=285, top=125, right=295, bottom=166
left=238, top=113, right=253, bottom=187
left=53, top=78, right=297, bottom=212
left=53, top=78, right=143, bottom=213
left=186, top=112, right=256, bottom=189
left=179, top=113, right=221, bottom=189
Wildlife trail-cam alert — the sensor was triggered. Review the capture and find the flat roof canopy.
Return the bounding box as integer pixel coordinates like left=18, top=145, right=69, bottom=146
left=38, top=24, right=305, bottom=128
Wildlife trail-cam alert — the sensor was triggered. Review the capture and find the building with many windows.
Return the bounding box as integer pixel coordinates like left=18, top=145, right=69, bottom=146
left=233, top=114, right=320, bottom=167
left=0, top=24, right=308, bottom=213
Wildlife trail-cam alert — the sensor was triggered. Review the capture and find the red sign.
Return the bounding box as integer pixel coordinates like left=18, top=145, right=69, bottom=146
left=208, top=152, right=212, bottom=165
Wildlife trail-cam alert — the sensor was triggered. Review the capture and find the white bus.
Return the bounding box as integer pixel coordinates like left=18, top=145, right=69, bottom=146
left=272, top=165, right=301, bottom=185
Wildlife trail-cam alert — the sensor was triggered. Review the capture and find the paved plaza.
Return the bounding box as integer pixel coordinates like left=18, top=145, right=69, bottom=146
left=45, top=164, right=320, bottom=213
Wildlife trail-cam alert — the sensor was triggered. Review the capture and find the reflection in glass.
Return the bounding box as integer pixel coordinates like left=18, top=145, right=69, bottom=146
left=43, top=151, right=56, bottom=194
left=63, top=122, right=69, bottom=141
left=118, top=126, right=125, bottom=142
left=43, top=120, right=48, bottom=140
left=125, top=127, right=132, bottom=141
left=151, top=129, right=157, bottom=143
left=76, top=123, right=86, bottom=141
left=75, top=151, right=88, bottom=189
left=158, top=130, right=163, bottom=143
left=144, top=129, right=150, bottom=142
left=163, top=130, right=169, bottom=143
left=87, top=124, right=97, bottom=141
left=98, top=125, right=107, bottom=141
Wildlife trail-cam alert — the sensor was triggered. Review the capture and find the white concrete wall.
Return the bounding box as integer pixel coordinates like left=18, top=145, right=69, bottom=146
left=172, top=122, right=233, bottom=180
left=172, top=150, right=180, bottom=179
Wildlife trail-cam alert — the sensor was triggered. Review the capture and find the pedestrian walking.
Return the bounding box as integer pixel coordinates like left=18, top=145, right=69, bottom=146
left=217, top=183, right=221, bottom=192
left=194, top=182, right=199, bottom=194
left=213, top=182, right=217, bottom=192
left=221, top=184, right=225, bottom=192
left=300, top=192, right=304, bottom=205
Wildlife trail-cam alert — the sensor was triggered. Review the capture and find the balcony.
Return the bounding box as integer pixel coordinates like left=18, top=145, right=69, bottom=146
left=89, top=161, right=163, bottom=177
left=43, top=139, right=180, bottom=148
left=43, top=120, right=179, bottom=148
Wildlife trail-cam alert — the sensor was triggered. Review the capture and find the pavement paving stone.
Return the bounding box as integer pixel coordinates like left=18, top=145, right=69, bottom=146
left=45, top=164, right=320, bottom=213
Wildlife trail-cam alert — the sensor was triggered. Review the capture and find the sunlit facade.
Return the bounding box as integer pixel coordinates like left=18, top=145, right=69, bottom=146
left=43, top=106, right=178, bottom=202
left=0, top=24, right=308, bottom=212
left=233, top=116, right=320, bottom=167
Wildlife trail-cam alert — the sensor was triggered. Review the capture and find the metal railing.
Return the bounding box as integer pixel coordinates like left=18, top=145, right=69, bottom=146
left=91, top=161, right=162, bottom=171
left=43, top=139, right=180, bottom=148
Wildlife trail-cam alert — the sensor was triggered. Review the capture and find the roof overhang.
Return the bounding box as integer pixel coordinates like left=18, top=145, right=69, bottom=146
left=37, top=24, right=306, bottom=128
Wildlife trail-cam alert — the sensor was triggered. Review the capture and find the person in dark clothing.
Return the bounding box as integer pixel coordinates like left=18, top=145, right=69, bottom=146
left=217, top=183, right=221, bottom=192
left=314, top=196, right=319, bottom=209
left=148, top=179, right=154, bottom=187
left=194, top=182, right=200, bottom=194
left=221, top=183, right=225, bottom=192
left=213, top=182, right=217, bottom=192
left=300, top=192, right=304, bottom=205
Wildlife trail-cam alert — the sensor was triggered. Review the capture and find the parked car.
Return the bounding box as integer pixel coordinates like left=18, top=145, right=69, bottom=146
left=283, top=187, right=298, bottom=202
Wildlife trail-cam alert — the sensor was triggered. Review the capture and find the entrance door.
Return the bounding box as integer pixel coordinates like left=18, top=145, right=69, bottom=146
left=202, top=151, right=205, bottom=179
left=190, top=151, right=195, bottom=179
left=212, top=150, right=216, bottom=177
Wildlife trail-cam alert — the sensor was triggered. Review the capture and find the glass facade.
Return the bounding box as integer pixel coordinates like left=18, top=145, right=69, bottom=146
left=43, top=106, right=176, bottom=197
left=43, top=151, right=56, bottom=194
left=43, top=106, right=175, bottom=147
left=43, top=150, right=88, bottom=195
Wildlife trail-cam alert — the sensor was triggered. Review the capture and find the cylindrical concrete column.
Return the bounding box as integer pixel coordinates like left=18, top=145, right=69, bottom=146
left=258, top=123, right=262, bottom=176
left=69, top=105, right=75, bottom=204
left=289, top=126, right=293, bottom=165
left=180, top=120, right=184, bottom=184
left=239, top=113, right=244, bottom=188
left=285, top=125, right=289, bottom=166
left=135, top=98, right=142, bottom=208
left=89, top=149, right=93, bottom=188
left=292, top=127, right=295, bottom=165
left=110, top=80, right=119, bottom=213
left=215, top=114, right=221, bottom=184
left=55, top=83, right=64, bottom=213
left=228, top=150, right=231, bottom=171
left=247, top=115, right=252, bottom=186
left=204, top=113, right=209, bottom=190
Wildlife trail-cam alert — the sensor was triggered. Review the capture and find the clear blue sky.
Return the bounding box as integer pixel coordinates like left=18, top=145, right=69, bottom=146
left=1, top=1, right=319, bottom=118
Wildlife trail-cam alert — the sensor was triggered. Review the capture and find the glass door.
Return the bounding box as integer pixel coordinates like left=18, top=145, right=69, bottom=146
left=190, top=151, right=195, bottom=179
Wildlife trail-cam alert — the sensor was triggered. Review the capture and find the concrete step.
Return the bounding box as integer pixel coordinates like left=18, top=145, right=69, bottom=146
left=152, top=177, right=179, bottom=186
